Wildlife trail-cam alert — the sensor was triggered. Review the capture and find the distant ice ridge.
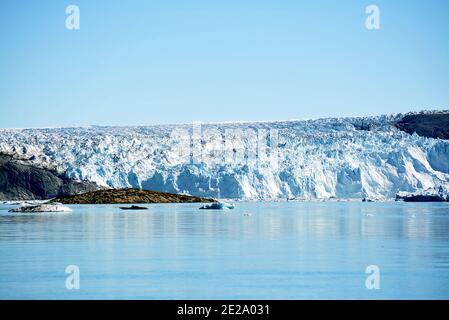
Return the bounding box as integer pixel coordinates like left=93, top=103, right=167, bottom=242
left=1, top=112, right=449, bottom=200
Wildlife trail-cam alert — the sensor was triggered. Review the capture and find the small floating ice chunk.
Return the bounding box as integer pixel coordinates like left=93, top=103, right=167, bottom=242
left=9, top=202, right=72, bottom=213
left=199, top=202, right=235, bottom=210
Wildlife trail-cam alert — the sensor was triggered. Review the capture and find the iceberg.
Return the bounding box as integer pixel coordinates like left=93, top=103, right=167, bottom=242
left=9, top=202, right=72, bottom=213
left=199, top=202, right=235, bottom=210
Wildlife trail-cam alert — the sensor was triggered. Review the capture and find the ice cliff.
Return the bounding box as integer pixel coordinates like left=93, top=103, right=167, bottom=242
left=1, top=111, right=448, bottom=200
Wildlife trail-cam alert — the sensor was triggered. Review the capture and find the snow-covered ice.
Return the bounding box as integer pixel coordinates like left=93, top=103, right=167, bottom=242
left=9, top=202, right=72, bottom=213
left=1, top=112, right=448, bottom=200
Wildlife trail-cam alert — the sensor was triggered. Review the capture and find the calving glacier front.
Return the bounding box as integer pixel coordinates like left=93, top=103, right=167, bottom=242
left=1, top=112, right=448, bottom=200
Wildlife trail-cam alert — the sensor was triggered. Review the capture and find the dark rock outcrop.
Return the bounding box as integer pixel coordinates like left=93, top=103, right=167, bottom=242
left=52, top=188, right=217, bottom=204
left=0, top=153, right=101, bottom=201
left=119, top=205, right=148, bottom=210
left=395, top=112, right=449, bottom=139
left=396, top=194, right=448, bottom=202
left=396, top=186, right=449, bottom=202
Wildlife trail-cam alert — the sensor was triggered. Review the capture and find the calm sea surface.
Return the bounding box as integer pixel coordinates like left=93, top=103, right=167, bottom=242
left=1, top=201, right=449, bottom=299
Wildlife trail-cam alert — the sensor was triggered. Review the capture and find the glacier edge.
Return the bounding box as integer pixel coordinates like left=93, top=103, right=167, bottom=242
left=1, top=111, right=449, bottom=200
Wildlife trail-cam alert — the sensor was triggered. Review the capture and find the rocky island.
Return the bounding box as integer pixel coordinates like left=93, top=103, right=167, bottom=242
left=51, top=188, right=217, bottom=204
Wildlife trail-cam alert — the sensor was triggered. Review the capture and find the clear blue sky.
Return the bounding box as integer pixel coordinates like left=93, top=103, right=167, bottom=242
left=0, top=0, right=448, bottom=128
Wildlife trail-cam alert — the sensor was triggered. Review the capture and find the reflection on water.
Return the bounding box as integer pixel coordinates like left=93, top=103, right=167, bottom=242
left=0, top=202, right=449, bottom=299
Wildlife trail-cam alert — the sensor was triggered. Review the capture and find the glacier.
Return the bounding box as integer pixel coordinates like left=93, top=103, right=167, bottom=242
left=1, top=112, right=449, bottom=200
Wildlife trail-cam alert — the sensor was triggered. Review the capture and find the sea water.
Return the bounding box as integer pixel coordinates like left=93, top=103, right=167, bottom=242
left=0, top=201, right=449, bottom=299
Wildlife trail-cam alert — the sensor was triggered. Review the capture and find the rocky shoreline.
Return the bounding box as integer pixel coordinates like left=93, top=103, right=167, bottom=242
left=396, top=187, right=449, bottom=202
left=0, top=153, right=100, bottom=201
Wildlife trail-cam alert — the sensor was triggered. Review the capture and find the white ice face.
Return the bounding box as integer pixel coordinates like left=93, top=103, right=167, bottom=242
left=1, top=112, right=448, bottom=200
